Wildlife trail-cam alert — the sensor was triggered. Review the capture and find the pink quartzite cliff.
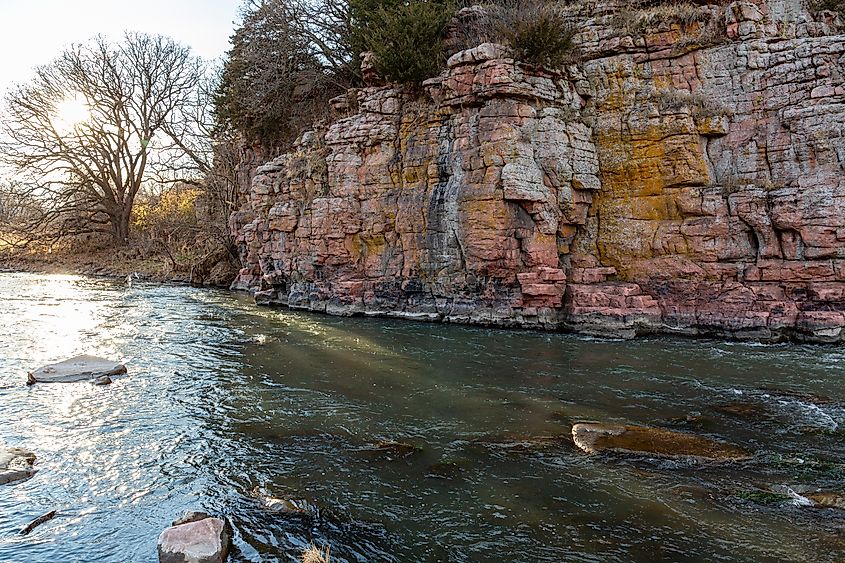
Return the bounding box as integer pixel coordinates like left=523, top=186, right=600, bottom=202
left=231, top=0, right=845, bottom=342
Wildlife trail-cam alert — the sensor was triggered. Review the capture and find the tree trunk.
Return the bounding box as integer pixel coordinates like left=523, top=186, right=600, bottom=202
left=111, top=210, right=130, bottom=245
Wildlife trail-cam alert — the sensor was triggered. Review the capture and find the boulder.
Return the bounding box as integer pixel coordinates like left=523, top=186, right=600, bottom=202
left=571, top=423, right=751, bottom=461
left=806, top=492, right=845, bottom=510
left=28, top=355, right=127, bottom=384
left=0, top=447, right=36, bottom=485
left=157, top=517, right=229, bottom=563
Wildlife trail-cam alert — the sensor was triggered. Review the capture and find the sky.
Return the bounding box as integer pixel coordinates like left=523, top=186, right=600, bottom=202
left=0, top=0, right=242, bottom=95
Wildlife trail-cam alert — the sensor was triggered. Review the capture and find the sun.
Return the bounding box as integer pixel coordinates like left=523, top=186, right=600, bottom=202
left=53, top=94, right=90, bottom=132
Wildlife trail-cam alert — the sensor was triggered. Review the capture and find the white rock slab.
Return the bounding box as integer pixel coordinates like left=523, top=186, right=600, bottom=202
left=27, top=355, right=127, bottom=385
left=158, top=517, right=229, bottom=563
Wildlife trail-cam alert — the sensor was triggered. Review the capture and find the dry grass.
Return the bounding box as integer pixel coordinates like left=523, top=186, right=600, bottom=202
left=452, top=1, right=579, bottom=67
left=302, top=544, right=331, bottom=563
left=612, top=0, right=728, bottom=51
left=618, top=2, right=709, bottom=32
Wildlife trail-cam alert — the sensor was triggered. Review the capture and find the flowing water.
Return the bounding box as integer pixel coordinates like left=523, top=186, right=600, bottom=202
left=0, top=272, right=844, bottom=562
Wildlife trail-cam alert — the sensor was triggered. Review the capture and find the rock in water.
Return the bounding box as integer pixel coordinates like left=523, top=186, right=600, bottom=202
left=158, top=517, right=229, bottom=563
left=0, top=447, right=36, bottom=485
left=28, top=355, right=127, bottom=385
left=571, top=423, right=751, bottom=461
left=806, top=492, right=845, bottom=510
left=360, top=441, right=422, bottom=460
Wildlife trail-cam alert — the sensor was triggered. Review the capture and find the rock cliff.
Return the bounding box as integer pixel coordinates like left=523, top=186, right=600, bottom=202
left=231, top=0, right=845, bottom=342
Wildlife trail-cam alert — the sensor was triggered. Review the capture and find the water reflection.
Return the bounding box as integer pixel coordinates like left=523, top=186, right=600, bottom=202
left=0, top=273, right=843, bottom=562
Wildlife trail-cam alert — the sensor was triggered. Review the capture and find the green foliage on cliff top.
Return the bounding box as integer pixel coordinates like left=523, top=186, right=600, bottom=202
left=811, top=0, right=844, bottom=16
left=350, top=0, right=456, bottom=85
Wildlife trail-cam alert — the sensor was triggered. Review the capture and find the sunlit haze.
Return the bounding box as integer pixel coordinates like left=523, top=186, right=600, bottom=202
left=53, top=95, right=91, bottom=133
left=0, top=0, right=240, bottom=95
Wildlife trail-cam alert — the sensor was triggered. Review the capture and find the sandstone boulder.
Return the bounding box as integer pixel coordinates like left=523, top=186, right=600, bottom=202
left=0, top=447, right=36, bottom=485
left=28, top=355, right=127, bottom=385
left=806, top=492, right=845, bottom=510
left=571, top=423, right=751, bottom=461
left=157, top=516, right=229, bottom=563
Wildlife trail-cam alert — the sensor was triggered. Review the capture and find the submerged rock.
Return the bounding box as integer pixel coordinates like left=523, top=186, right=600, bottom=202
left=571, top=423, right=751, bottom=461
left=360, top=441, right=422, bottom=460
left=734, top=489, right=794, bottom=505
left=713, top=402, right=770, bottom=420
left=426, top=462, right=463, bottom=480
left=758, top=387, right=832, bottom=405
left=251, top=487, right=316, bottom=516
left=665, top=411, right=712, bottom=428
left=0, top=447, right=36, bottom=485
left=28, top=355, right=126, bottom=384
left=472, top=433, right=570, bottom=453
left=262, top=497, right=312, bottom=515
left=157, top=516, right=229, bottom=563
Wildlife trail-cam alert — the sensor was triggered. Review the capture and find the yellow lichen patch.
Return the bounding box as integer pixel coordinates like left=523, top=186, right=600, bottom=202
left=345, top=234, right=363, bottom=261
left=361, top=233, right=387, bottom=255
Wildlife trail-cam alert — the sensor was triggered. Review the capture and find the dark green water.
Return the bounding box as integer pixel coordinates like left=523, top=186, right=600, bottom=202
left=0, top=273, right=843, bottom=562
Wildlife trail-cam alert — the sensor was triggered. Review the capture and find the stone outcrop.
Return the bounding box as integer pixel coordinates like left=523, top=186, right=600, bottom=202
left=232, top=0, right=845, bottom=342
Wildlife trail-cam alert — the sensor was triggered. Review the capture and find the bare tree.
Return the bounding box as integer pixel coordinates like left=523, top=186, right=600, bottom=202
left=0, top=33, right=205, bottom=244
left=0, top=181, right=43, bottom=248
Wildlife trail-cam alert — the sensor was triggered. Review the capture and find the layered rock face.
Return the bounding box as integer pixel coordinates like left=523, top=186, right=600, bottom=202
left=232, top=0, right=845, bottom=342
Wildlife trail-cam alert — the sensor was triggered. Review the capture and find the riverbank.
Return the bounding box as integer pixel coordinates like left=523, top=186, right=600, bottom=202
left=0, top=245, right=237, bottom=287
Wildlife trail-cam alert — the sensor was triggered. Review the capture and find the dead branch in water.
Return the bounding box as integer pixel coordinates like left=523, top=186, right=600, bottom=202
left=20, top=510, right=57, bottom=535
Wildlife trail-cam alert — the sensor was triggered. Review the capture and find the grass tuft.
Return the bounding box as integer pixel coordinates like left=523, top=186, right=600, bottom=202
left=302, top=544, right=331, bottom=563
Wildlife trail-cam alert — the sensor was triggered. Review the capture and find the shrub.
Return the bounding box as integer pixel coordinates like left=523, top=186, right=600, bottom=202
left=350, top=0, right=456, bottom=84
left=452, top=1, right=576, bottom=69
left=132, top=184, right=206, bottom=270
left=810, top=0, right=844, bottom=16
left=498, top=1, right=575, bottom=67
